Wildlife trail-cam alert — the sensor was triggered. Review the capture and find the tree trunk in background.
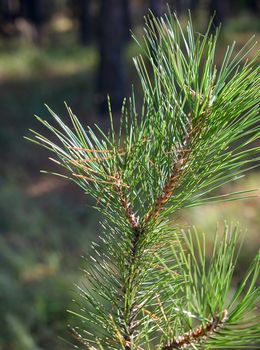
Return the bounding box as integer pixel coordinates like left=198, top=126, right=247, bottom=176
left=151, top=1, right=196, bottom=16
left=248, top=0, right=260, bottom=14
left=0, top=0, right=22, bottom=36
left=20, top=0, right=43, bottom=43
left=209, top=0, right=230, bottom=26
left=97, top=0, right=129, bottom=114
left=150, top=0, right=165, bottom=16
left=170, top=0, right=192, bottom=14
left=79, top=0, right=91, bottom=45
left=24, top=0, right=42, bottom=24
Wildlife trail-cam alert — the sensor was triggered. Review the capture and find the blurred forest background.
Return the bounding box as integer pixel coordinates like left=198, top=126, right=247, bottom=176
left=0, top=1, right=259, bottom=350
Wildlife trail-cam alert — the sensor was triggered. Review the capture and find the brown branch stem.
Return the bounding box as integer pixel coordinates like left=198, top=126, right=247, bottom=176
left=143, top=122, right=193, bottom=224
left=143, top=109, right=208, bottom=224
left=113, top=169, right=141, bottom=350
left=162, top=310, right=228, bottom=350
left=114, top=171, right=139, bottom=230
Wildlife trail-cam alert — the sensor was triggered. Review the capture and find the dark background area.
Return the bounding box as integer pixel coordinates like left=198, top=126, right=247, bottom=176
left=0, top=1, right=259, bottom=349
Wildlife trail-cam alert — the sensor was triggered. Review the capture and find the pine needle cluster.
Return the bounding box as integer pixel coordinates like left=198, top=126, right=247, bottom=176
left=27, top=11, right=260, bottom=350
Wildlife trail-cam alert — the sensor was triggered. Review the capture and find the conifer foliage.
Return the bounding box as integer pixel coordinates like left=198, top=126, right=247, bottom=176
left=27, top=11, right=260, bottom=350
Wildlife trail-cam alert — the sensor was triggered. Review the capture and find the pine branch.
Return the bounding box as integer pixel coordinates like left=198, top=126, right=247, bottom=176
left=132, top=12, right=259, bottom=218
left=26, top=10, right=260, bottom=350
left=169, top=226, right=260, bottom=350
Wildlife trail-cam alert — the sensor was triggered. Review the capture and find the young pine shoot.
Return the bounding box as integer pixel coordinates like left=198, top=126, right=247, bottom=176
left=27, top=11, right=260, bottom=350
